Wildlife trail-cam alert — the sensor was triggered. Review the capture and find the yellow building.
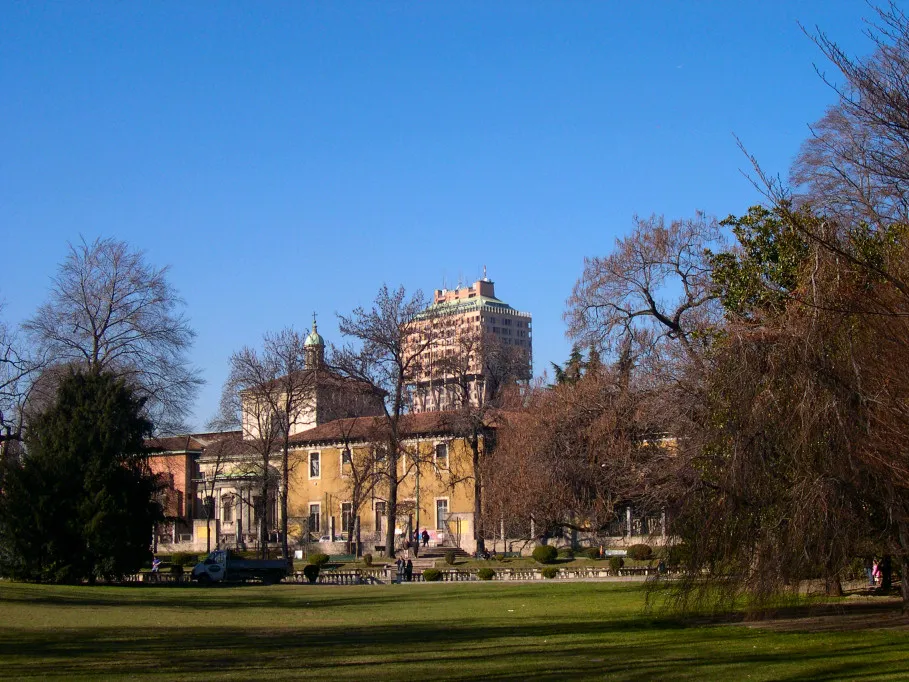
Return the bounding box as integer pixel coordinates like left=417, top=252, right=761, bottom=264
left=151, top=320, right=489, bottom=555
left=286, top=413, right=483, bottom=552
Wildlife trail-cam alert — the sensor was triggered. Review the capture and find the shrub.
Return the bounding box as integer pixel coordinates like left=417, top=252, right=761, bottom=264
left=308, top=553, right=330, bottom=567
left=422, top=568, right=442, bottom=582
left=171, top=552, right=198, bottom=567
left=666, top=543, right=690, bottom=567
left=477, top=568, right=496, bottom=581
left=444, top=550, right=457, bottom=565
left=609, top=556, right=625, bottom=572
left=541, top=566, right=559, bottom=579
left=626, top=544, right=653, bottom=561
left=558, top=547, right=574, bottom=560
left=532, top=545, right=558, bottom=564
left=584, top=547, right=601, bottom=560
left=362, top=553, right=373, bottom=567
left=169, top=563, right=184, bottom=575
left=303, top=564, right=320, bottom=584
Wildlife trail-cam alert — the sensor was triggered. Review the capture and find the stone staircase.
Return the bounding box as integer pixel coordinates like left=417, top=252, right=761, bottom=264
left=398, top=545, right=470, bottom=569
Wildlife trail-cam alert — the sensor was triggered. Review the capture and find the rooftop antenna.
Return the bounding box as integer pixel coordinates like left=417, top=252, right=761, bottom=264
left=483, top=264, right=488, bottom=280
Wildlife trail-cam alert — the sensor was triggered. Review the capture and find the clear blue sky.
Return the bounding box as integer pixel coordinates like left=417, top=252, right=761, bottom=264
left=0, top=1, right=886, bottom=430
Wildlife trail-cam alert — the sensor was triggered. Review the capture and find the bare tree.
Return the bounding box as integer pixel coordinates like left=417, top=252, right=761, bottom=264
left=332, top=285, right=437, bottom=557
left=23, top=237, right=201, bottom=434
left=793, top=3, right=909, bottom=228
left=216, top=328, right=315, bottom=560
left=195, top=435, right=243, bottom=554
left=436, top=329, right=527, bottom=553
left=566, top=213, right=723, bottom=369
left=485, top=366, right=667, bottom=544
left=0, top=307, right=45, bottom=458
left=335, top=419, right=384, bottom=556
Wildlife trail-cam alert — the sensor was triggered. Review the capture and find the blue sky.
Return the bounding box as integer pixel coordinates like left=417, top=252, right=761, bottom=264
left=1, top=1, right=886, bottom=429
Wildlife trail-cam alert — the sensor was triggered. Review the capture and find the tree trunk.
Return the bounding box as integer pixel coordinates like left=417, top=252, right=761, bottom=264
left=260, top=482, right=269, bottom=559
left=281, top=444, right=289, bottom=560
left=881, top=555, right=893, bottom=592
left=385, top=452, right=398, bottom=558
left=900, top=557, right=909, bottom=611
left=825, top=574, right=843, bottom=597
left=472, top=432, right=484, bottom=554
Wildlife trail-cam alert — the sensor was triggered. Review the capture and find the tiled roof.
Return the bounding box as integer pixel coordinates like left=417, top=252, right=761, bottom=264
left=239, top=368, right=380, bottom=396
left=288, top=410, right=507, bottom=446
left=146, top=430, right=242, bottom=454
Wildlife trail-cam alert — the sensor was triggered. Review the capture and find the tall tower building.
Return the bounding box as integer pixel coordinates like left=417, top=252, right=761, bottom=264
left=408, top=276, right=532, bottom=413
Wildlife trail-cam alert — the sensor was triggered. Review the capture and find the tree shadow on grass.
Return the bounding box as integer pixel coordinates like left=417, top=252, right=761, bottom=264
left=0, top=619, right=905, bottom=681
left=0, top=580, right=648, bottom=612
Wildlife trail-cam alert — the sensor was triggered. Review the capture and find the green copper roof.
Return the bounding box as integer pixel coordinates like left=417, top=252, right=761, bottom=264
left=418, top=294, right=528, bottom=319
left=304, top=319, right=324, bottom=346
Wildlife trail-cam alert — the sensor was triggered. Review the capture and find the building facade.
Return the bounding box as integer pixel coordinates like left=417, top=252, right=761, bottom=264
left=148, top=318, right=490, bottom=554
left=408, top=277, right=532, bottom=413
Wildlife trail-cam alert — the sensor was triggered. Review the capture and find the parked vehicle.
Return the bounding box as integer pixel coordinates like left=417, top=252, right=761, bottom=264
left=191, top=550, right=289, bottom=585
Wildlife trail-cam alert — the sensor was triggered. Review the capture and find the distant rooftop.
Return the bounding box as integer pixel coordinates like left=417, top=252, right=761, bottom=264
left=422, top=278, right=531, bottom=319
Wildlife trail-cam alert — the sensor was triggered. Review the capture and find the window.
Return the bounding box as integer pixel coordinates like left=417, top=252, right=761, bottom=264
left=309, top=451, right=320, bottom=479
left=374, top=501, right=386, bottom=534
left=340, top=448, right=352, bottom=477
left=435, top=442, right=449, bottom=470
left=341, top=502, right=353, bottom=534
left=309, top=503, right=321, bottom=533
left=435, top=498, right=449, bottom=529
left=203, top=496, right=215, bottom=519
left=221, top=496, right=234, bottom=523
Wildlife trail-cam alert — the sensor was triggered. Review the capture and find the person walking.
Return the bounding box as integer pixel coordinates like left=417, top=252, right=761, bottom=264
left=395, top=556, right=404, bottom=583
left=864, top=556, right=875, bottom=587
left=405, top=559, right=413, bottom=582
left=872, top=559, right=881, bottom=586
left=421, top=528, right=430, bottom=548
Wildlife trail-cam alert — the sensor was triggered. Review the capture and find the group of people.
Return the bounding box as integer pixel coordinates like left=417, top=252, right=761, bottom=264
left=395, top=556, right=414, bottom=582
left=402, top=529, right=431, bottom=551
left=864, top=556, right=891, bottom=587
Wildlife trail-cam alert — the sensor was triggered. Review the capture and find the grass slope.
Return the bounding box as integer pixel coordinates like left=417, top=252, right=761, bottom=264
left=0, top=581, right=907, bottom=680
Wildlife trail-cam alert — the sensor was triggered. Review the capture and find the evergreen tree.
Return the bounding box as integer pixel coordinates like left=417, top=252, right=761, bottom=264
left=0, top=371, right=163, bottom=583
left=550, top=344, right=584, bottom=386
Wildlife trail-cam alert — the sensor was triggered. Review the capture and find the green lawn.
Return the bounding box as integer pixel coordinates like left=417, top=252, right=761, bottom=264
left=0, top=581, right=907, bottom=680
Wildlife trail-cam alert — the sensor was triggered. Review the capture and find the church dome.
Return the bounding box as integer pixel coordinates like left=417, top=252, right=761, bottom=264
left=304, top=319, right=324, bottom=347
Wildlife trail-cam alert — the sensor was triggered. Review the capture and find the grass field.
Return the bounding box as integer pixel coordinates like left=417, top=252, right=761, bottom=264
left=1, top=581, right=907, bottom=680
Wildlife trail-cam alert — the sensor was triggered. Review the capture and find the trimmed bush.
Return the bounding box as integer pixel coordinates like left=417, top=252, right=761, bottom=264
left=541, top=566, right=559, bottom=579
left=626, top=544, right=653, bottom=561
left=557, top=547, right=575, bottom=560
left=169, top=563, right=184, bottom=575
left=609, top=556, right=625, bottom=572
left=584, top=547, right=601, bottom=560
left=666, top=543, right=690, bottom=567
left=444, top=550, right=457, bottom=565
left=171, top=552, right=198, bottom=566
left=303, top=564, right=320, bottom=584
left=422, top=568, right=442, bottom=582
left=308, top=553, right=330, bottom=567
left=477, top=568, right=495, bottom=581
left=532, top=545, right=558, bottom=564
left=362, top=553, right=373, bottom=566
